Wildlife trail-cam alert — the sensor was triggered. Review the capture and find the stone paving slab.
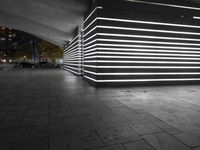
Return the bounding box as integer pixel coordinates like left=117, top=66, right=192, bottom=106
left=123, top=140, right=154, bottom=150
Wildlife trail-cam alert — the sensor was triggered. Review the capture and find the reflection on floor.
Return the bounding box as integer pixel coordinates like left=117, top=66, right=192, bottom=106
left=0, top=69, right=200, bottom=150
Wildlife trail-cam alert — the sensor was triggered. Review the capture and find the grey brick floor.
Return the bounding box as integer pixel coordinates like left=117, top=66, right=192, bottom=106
left=0, top=69, right=200, bottom=150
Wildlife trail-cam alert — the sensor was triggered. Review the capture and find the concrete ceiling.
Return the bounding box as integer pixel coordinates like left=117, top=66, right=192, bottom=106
left=0, top=0, right=200, bottom=47
left=0, top=0, right=91, bottom=47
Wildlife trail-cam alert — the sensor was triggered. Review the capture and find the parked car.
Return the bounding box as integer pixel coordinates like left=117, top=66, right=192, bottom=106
left=20, top=62, right=35, bottom=68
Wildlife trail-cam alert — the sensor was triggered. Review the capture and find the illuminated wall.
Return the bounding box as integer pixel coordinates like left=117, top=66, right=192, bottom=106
left=83, top=0, right=200, bottom=86
left=63, top=29, right=82, bottom=75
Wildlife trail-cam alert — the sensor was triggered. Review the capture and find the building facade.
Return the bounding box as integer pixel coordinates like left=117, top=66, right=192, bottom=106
left=64, top=0, right=200, bottom=86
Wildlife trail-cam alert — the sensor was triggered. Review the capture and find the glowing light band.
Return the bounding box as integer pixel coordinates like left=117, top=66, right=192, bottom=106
left=83, top=65, right=200, bottom=69
left=84, top=51, right=200, bottom=57
left=84, top=55, right=200, bottom=60
left=84, top=70, right=200, bottom=75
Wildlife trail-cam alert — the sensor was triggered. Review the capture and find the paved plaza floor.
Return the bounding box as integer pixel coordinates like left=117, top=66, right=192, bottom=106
left=0, top=69, right=200, bottom=150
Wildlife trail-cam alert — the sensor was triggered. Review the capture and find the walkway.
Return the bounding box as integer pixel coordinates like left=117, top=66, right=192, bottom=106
left=0, top=69, right=200, bottom=150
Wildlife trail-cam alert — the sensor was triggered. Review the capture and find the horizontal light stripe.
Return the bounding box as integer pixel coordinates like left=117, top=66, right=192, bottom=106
left=96, top=33, right=200, bottom=42
left=125, top=0, right=200, bottom=11
left=64, top=65, right=82, bottom=71
left=84, top=65, right=200, bottom=69
left=64, top=58, right=82, bottom=61
left=84, top=47, right=200, bottom=54
left=84, top=18, right=97, bottom=31
left=68, top=35, right=81, bottom=45
left=84, top=39, right=98, bottom=47
left=85, top=43, right=200, bottom=50
left=84, top=26, right=97, bottom=38
left=66, top=45, right=79, bottom=52
left=84, top=55, right=200, bottom=60
left=84, top=38, right=200, bottom=48
left=98, top=25, right=200, bottom=35
left=67, top=51, right=82, bottom=55
left=65, top=50, right=81, bottom=55
left=67, top=40, right=81, bottom=49
left=83, top=6, right=102, bottom=24
left=193, top=16, right=200, bottom=20
left=63, top=68, right=81, bottom=75
left=84, top=17, right=200, bottom=38
left=84, top=44, right=97, bottom=50
left=84, top=76, right=200, bottom=83
left=84, top=51, right=200, bottom=57
left=84, top=34, right=97, bottom=43
left=84, top=75, right=97, bottom=82
left=84, top=24, right=200, bottom=38
left=96, top=39, right=200, bottom=46
left=98, top=17, right=200, bottom=29
left=84, top=70, right=200, bottom=75
left=63, top=63, right=81, bottom=66
left=84, top=60, right=200, bottom=64
left=64, top=60, right=84, bottom=63
left=66, top=48, right=82, bottom=55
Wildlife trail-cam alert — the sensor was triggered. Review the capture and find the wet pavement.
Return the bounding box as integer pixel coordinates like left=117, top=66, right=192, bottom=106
left=0, top=69, right=200, bottom=150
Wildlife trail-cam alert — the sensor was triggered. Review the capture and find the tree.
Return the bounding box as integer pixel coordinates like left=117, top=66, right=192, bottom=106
left=38, top=40, right=63, bottom=59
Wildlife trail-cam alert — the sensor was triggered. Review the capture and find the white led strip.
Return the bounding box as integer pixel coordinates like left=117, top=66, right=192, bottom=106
left=66, top=45, right=79, bottom=53
left=83, top=5, right=200, bottom=84
left=84, top=76, right=200, bottom=83
left=84, top=38, right=200, bottom=47
left=64, top=67, right=81, bottom=75
left=94, top=33, right=200, bottom=42
left=84, top=52, right=200, bottom=57
left=97, top=26, right=200, bottom=35
left=64, top=65, right=82, bottom=71
left=63, top=63, right=81, bottom=67
left=125, top=0, right=200, bottom=11
left=84, top=60, right=200, bottom=64
left=84, top=34, right=98, bottom=43
left=69, top=35, right=81, bottom=45
left=84, top=65, right=200, bottom=69
left=97, top=17, right=200, bottom=29
left=84, top=17, right=200, bottom=39
left=84, top=47, right=200, bottom=54
left=84, top=70, right=200, bottom=75
left=84, top=55, right=200, bottom=61
left=85, top=43, right=200, bottom=50
left=83, top=6, right=102, bottom=24
left=67, top=40, right=81, bottom=49
left=84, top=17, right=200, bottom=40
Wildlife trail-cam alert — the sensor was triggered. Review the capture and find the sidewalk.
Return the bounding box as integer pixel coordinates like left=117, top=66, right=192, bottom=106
left=0, top=69, right=200, bottom=150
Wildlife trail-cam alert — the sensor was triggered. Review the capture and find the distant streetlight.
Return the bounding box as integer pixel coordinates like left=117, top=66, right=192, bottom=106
left=24, top=55, right=26, bottom=62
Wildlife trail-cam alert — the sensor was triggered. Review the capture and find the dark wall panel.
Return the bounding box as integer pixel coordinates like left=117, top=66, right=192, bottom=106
left=83, top=0, right=200, bottom=86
